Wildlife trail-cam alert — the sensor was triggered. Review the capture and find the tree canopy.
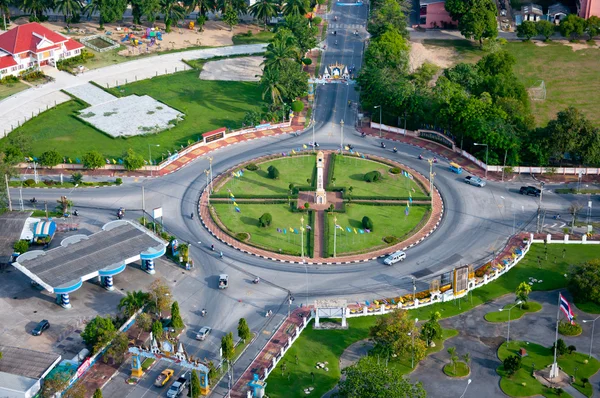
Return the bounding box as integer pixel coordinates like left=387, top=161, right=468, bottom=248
left=81, top=316, right=116, bottom=353
left=445, top=0, right=498, bottom=46
left=568, top=259, right=600, bottom=305
left=369, top=310, right=427, bottom=361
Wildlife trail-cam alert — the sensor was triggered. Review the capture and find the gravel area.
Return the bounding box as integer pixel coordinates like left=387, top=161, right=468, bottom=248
left=199, top=56, right=263, bottom=81
left=64, top=83, right=117, bottom=106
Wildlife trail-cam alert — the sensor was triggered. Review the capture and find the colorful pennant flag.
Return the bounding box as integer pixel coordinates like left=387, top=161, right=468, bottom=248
left=303, top=144, right=308, bottom=149
left=233, top=202, right=238, bottom=207
left=235, top=207, right=241, bottom=213
left=353, top=228, right=358, bottom=234
left=283, top=229, right=287, bottom=234
left=291, top=149, right=296, bottom=154
left=306, top=225, right=312, bottom=230
left=359, top=229, right=364, bottom=234
left=405, top=207, right=409, bottom=216
left=277, top=228, right=282, bottom=233
left=559, top=293, right=575, bottom=325
left=346, top=227, right=352, bottom=233
left=365, top=229, right=371, bottom=233
left=335, top=224, right=342, bottom=229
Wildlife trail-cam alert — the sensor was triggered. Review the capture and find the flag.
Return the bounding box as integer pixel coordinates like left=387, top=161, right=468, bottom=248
left=290, top=227, right=294, bottom=233
left=346, top=227, right=351, bottom=233
left=282, top=152, right=286, bottom=156
left=559, top=293, right=575, bottom=325
left=382, top=298, right=389, bottom=305
left=306, top=225, right=312, bottom=230
left=112, top=159, right=117, bottom=164
left=229, top=192, right=234, bottom=198
left=335, top=224, right=342, bottom=229
left=365, top=229, right=371, bottom=233
left=277, top=228, right=282, bottom=233
left=409, top=197, right=413, bottom=204
left=233, top=202, right=238, bottom=207
left=303, top=144, right=308, bottom=149
left=353, top=228, right=358, bottom=234
left=300, top=227, right=305, bottom=232
left=355, top=151, right=360, bottom=157
left=235, top=207, right=241, bottom=213
left=28, top=156, right=34, bottom=161
left=405, top=207, right=409, bottom=216
left=408, top=173, right=413, bottom=180
left=359, top=229, right=364, bottom=234
left=407, top=200, right=410, bottom=208
left=345, top=145, right=349, bottom=150
left=294, top=228, right=299, bottom=234
left=239, top=170, right=244, bottom=176
left=350, top=149, right=354, bottom=154
left=291, top=149, right=296, bottom=154
left=283, top=229, right=287, bottom=234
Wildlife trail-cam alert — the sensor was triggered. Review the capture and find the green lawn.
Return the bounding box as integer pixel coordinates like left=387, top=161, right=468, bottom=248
left=484, top=301, right=543, bottom=322
left=216, top=155, right=315, bottom=197
left=331, top=156, right=427, bottom=199
left=574, top=299, right=600, bottom=314
left=232, top=31, right=274, bottom=45
left=326, top=204, right=430, bottom=256
left=1, top=72, right=264, bottom=161
left=497, top=341, right=600, bottom=397
left=0, top=81, right=29, bottom=100
left=443, top=361, right=470, bottom=377
left=212, top=203, right=309, bottom=256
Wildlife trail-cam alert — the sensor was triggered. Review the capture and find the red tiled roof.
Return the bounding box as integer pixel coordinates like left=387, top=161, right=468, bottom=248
left=0, top=22, right=69, bottom=55
left=0, top=56, right=17, bottom=69
left=64, top=39, right=84, bottom=51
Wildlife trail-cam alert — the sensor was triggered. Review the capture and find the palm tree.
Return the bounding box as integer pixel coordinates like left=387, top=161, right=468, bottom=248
left=447, top=346, right=458, bottom=373
left=118, top=290, right=150, bottom=317
left=84, top=0, right=106, bottom=28
left=263, top=37, right=297, bottom=70
left=18, top=0, right=49, bottom=21
left=183, top=0, right=214, bottom=15
left=160, top=0, right=186, bottom=32
left=0, top=0, right=11, bottom=30
left=249, top=0, right=277, bottom=30
left=259, top=67, right=285, bottom=106
left=54, top=0, right=81, bottom=23
left=282, top=0, right=307, bottom=17
left=462, top=353, right=470, bottom=368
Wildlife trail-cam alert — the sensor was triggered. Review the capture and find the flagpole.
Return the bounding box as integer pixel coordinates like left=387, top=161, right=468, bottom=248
left=551, top=293, right=561, bottom=378
left=333, top=216, right=337, bottom=258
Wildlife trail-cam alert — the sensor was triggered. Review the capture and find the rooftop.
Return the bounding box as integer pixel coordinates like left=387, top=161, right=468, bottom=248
left=0, top=211, right=32, bottom=263
left=0, top=345, right=61, bottom=379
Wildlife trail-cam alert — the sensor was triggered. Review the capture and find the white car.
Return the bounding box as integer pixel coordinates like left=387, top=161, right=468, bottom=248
left=384, top=250, right=406, bottom=265
left=464, top=175, right=486, bottom=187
left=196, top=326, right=212, bottom=341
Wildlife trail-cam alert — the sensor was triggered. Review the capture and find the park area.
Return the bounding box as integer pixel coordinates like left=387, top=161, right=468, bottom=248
left=331, top=155, right=428, bottom=199
left=211, top=203, right=309, bottom=256
left=0, top=70, right=264, bottom=161
left=325, top=204, right=430, bottom=256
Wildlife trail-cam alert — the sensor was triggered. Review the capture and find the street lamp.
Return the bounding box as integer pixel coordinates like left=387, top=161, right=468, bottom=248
left=340, top=119, right=344, bottom=154
left=582, top=315, right=600, bottom=358
left=282, top=103, right=286, bottom=123
left=148, top=144, right=160, bottom=177
left=300, top=216, right=305, bottom=259
left=312, top=117, right=316, bottom=154
left=473, top=143, right=489, bottom=179
left=408, top=318, right=419, bottom=368
left=499, top=301, right=522, bottom=345
left=333, top=215, right=337, bottom=258
left=459, top=379, right=472, bottom=398
left=374, top=105, right=382, bottom=137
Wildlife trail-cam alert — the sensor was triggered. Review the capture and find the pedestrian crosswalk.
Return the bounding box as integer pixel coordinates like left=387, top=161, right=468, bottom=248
left=328, top=23, right=366, bottom=29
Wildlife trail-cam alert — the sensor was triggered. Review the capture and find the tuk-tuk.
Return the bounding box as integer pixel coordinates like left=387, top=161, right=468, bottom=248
left=449, top=162, right=463, bottom=174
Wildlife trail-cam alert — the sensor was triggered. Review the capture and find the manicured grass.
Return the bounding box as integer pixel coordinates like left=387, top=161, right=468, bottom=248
left=484, top=301, right=543, bottom=323
left=326, top=204, right=430, bottom=256
left=574, top=299, right=600, bottom=314
left=443, top=361, right=470, bottom=377
left=31, top=210, right=63, bottom=218
left=1, top=72, right=264, bottom=160
left=232, top=31, right=274, bottom=45
left=212, top=203, right=309, bottom=256
left=497, top=341, right=600, bottom=397
left=0, top=81, right=29, bottom=100
left=331, top=156, right=427, bottom=199
left=141, top=357, right=155, bottom=371
left=216, top=155, right=315, bottom=197
left=409, top=244, right=600, bottom=322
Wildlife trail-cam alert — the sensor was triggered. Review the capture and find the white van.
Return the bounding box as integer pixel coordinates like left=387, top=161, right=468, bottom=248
left=384, top=250, right=406, bottom=265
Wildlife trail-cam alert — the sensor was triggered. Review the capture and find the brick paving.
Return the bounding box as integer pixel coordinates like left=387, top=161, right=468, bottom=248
left=229, top=307, right=312, bottom=398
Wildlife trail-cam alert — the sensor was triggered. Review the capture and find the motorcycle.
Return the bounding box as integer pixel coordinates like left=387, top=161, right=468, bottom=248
left=418, top=154, right=423, bottom=160
left=361, top=132, right=366, bottom=138
left=30, top=197, right=37, bottom=203
left=211, top=244, right=215, bottom=251
left=335, top=40, right=338, bottom=46
left=393, top=147, right=398, bottom=153
left=201, top=309, right=207, bottom=317
left=253, top=277, right=260, bottom=284
left=380, top=142, right=386, bottom=148
left=433, top=157, right=438, bottom=163
left=265, top=310, right=273, bottom=317
left=117, top=207, right=125, bottom=219
left=333, top=31, right=337, bottom=35
left=73, top=210, right=79, bottom=216
left=348, top=144, right=354, bottom=150
left=190, top=212, right=194, bottom=220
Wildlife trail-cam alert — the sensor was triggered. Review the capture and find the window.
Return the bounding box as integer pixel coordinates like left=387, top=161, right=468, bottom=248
left=11, top=66, right=17, bottom=71
left=75, top=49, right=80, bottom=54
left=65, top=51, right=71, bottom=57
left=18, top=64, right=24, bottom=70
left=0, top=69, right=6, bottom=74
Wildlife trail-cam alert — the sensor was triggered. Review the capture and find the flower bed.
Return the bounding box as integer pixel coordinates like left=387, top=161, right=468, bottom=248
left=80, top=35, right=120, bottom=53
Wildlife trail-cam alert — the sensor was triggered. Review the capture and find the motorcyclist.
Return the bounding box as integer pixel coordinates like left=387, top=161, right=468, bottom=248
left=348, top=100, right=351, bottom=107
left=211, top=244, right=215, bottom=251
left=393, top=147, right=398, bottom=153
left=418, top=154, right=423, bottom=160
left=30, top=197, right=37, bottom=203
left=201, top=309, right=207, bottom=317
left=381, top=142, right=386, bottom=148
left=190, top=212, right=194, bottom=220
left=335, top=40, right=338, bottom=45
left=219, top=251, right=223, bottom=258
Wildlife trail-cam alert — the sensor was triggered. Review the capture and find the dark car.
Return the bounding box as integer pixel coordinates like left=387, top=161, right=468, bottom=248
left=520, top=186, right=541, bottom=197
left=32, top=320, right=50, bottom=336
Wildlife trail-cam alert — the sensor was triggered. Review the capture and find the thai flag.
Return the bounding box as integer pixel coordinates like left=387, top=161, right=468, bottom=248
left=559, top=293, right=575, bottom=325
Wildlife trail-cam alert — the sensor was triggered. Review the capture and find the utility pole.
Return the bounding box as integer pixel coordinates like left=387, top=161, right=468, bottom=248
left=412, top=277, right=416, bottom=302
left=333, top=215, right=337, bottom=258
left=312, top=117, right=316, bottom=153
left=300, top=216, right=305, bottom=259
left=142, top=185, right=146, bottom=224
left=205, top=169, right=210, bottom=205
left=208, top=157, right=214, bottom=193
left=4, top=174, right=12, bottom=211
left=33, top=161, right=38, bottom=184
left=340, top=119, right=344, bottom=155
left=536, top=182, right=545, bottom=233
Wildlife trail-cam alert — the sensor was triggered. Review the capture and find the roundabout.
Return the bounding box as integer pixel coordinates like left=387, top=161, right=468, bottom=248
left=199, top=149, right=444, bottom=263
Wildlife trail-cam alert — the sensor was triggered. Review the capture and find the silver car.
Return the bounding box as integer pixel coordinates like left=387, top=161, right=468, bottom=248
left=196, top=326, right=212, bottom=341
left=464, top=175, right=486, bottom=187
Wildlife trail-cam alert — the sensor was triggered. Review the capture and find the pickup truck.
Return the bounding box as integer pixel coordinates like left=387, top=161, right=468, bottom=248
left=167, top=375, right=188, bottom=398
left=154, top=369, right=174, bottom=387
left=218, top=274, right=229, bottom=289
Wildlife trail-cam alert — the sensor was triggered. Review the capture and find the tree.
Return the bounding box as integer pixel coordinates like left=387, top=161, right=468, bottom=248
left=54, top=0, right=82, bottom=23
left=264, top=37, right=298, bottom=71
left=17, top=0, right=51, bottom=21
left=136, top=312, right=152, bottom=335
left=56, top=195, right=73, bottom=215
left=545, top=107, right=600, bottom=165
left=515, top=281, right=532, bottom=306
left=277, top=59, right=309, bottom=102
left=570, top=202, right=584, bottom=232
left=282, top=15, right=318, bottom=56
left=81, top=316, right=117, bottom=353
left=0, top=0, right=10, bottom=30
left=502, top=354, right=521, bottom=376
left=223, top=6, right=238, bottom=31
left=445, top=0, right=498, bottom=47
left=123, top=148, right=145, bottom=171
left=260, top=67, right=285, bottom=106
left=462, top=352, right=471, bottom=367
left=152, top=320, right=163, bottom=340
left=104, top=331, right=129, bottom=364
left=259, top=212, right=272, bottom=227
left=183, top=0, right=213, bottom=17
left=370, top=310, right=427, bottom=361
left=170, top=301, right=185, bottom=330
left=364, top=170, right=382, bottom=182
left=119, top=290, right=150, bottom=317
left=237, top=318, right=251, bottom=342
left=536, top=20, right=556, bottom=41
left=367, top=0, right=408, bottom=38
left=189, top=369, right=202, bottom=398
left=267, top=165, right=280, bottom=179
left=40, top=150, right=62, bottom=168
left=568, top=345, right=577, bottom=354
left=364, top=29, right=410, bottom=72
left=14, top=240, right=29, bottom=254
left=93, top=389, right=103, bottom=398
left=160, top=0, right=186, bottom=32
left=282, top=0, right=308, bottom=17
left=148, top=278, right=172, bottom=314
left=221, top=332, right=235, bottom=361
left=420, top=311, right=442, bottom=346
left=516, top=20, right=538, bottom=40
left=41, top=370, right=71, bottom=398
left=71, top=172, right=83, bottom=184
left=568, top=260, right=600, bottom=305
left=447, top=346, right=458, bottom=373
left=559, top=14, right=586, bottom=40
left=362, top=216, right=374, bottom=231
left=84, top=0, right=128, bottom=29
left=63, top=382, right=87, bottom=398
left=587, top=16, right=600, bottom=40
left=552, top=338, right=568, bottom=356
left=338, top=356, right=427, bottom=398
left=249, top=0, right=277, bottom=30
left=82, top=150, right=105, bottom=169
left=582, top=377, right=589, bottom=387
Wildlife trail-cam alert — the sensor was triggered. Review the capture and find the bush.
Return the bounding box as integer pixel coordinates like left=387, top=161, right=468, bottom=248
left=42, top=179, right=55, bottom=186
left=291, top=100, right=304, bottom=113
left=40, top=150, right=62, bottom=167
left=246, top=163, right=259, bottom=171
left=267, top=165, right=279, bottom=179
left=503, top=355, right=522, bottom=376
left=568, top=260, right=600, bottom=306
left=552, top=338, right=568, bottom=356
left=24, top=179, right=35, bottom=187
left=567, top=345, right=577, bottom=354
left=82, top=150, right=104, bottom=169
left=259, top=213, right=272, bottom=227
left=115, top=178, right=123, bottom=185
left=0, top=75, right=19, bottom=84
left=383, top=236, right=398, bottom=244
left=389, top=167, right=401, bottom=174
left=123, top=148, right=145, bottom=171
left=362, top=216, right=373, bottom=231
left=302, top=58, right=312, bottom=66
left=521, top=302, right=530, bottom=310
left=312, top=16, right=322, bottom=25
left=235, top=232, right=249, bottom=241
left=13, top=240, right=29, bottom=254
left=71, top=172, right=84, bottom=184
left=558, top=321, right=582, bottom=336
left=364, top=171, right=383, bottom=182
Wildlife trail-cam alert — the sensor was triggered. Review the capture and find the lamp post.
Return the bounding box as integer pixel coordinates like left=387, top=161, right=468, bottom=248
left=459, top=379, right=472, bottom=398
left=408, top=318, right=419, bottom=368
left=300, top=216, right=305, bottom=259
left=333, top=215, right=337, bottom=258
left=282, top=103, right=286, bottom=123
left=582, top=315, right=600, bottom=359
left=312, top=117, right=316, bottom=154
left=204, top=169, right=211, bottom=205
left=148, top=144, right=160, bottom=177
left=499, top=301, right=522, bottom=345
left=473, top=143, right=488, bottom=179
left=340, top=119, right=344, bottom=154
left=374, top=105, right=382, bottom=137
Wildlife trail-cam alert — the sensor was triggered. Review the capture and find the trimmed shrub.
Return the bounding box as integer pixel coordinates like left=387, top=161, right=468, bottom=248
left=302, top=58, right=312, bottom=66
left=383, top=236, right=398, bottom=244
left=558, top=321, right=582, bottom=336
left=389, top=167, right=401, bottom=174
left=362, top=216, right=373, bottom=231
left=312, top=16, right=322, bottom=25
left=115, top=178, right=123, bottom=185
left=291, top=100, right=304, bottom=113
left=259, top=213, right=272, bottom=227
left=24, top=179, right=35, bottom=187
left=267, top=165, right=279, bottom=179
left=14, top=240, right=29, bottom=254
left=235, top=232, right=249, bottom=241
left=246, top=163, right=259, bottom=171
left=364, top=171, right=382, bottom=182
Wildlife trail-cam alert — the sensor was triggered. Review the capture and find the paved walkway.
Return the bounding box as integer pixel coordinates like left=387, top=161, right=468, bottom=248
left=0, top=44, right=266, bottom=138
left=63, top=82, right=117, bottom=106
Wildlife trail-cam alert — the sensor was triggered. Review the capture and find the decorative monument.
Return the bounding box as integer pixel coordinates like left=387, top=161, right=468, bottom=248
left=322, top=62, right=350, bottom=80
left=315, top=151, right=327, bottom=205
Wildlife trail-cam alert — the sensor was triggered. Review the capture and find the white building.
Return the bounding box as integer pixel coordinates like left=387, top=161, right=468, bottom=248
left=0, top=22, right=84, bottom=78
left=0, top=345, right=62, bottom=398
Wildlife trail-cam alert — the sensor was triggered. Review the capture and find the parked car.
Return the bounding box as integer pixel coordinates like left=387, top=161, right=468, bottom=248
left=196, top=326, right=212, bottom=341
left=464, top=175, right=486, bottom=187
left=154, top=369, right=175, bottom=387
left=519, top=186, right=541, bottom=197
left=32, top=320, right=50, bottom=336
left=384, top=250, right=406, bottom=265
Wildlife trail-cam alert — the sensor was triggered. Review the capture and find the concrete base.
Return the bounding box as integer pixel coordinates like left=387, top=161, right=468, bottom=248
left=534, top=364, right=570, bottom=389
left=104, top=285, right=115, bottom=291
left=144, top=269, right=156, bottom=275
left=60, top=302, right=72, bottom=309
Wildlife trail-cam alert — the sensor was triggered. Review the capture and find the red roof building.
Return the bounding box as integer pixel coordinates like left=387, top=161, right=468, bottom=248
left=0, top=22, right=84, bottom=77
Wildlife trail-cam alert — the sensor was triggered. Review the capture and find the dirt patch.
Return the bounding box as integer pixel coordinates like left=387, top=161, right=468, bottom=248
left=533, top=41, right=549, bottom=47
left=562, top=41, right=600, bottom=51
left=200, top=56, right=263, bottom=81
left=409, top=41, right=456, bottom=71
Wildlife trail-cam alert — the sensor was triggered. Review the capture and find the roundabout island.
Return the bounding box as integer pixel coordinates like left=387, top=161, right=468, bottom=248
left=200, top=149, right=444, bottom=263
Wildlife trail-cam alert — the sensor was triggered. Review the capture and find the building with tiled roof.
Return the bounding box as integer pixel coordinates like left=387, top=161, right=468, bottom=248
left=0, top=22, right=84, bottom=78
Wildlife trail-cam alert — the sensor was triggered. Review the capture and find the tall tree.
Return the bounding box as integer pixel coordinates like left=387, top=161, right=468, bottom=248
left=587, top=16, right=600, bottom=40
left=104, top=331, right=129, bottom=364
left=221, top=332, right=235, bottom=361
left=17, top=0, right=50, bottom=21
left=559, top=14, right=586, bottom=40
left=516, top=20, right=537, bottom=40
left=367, top=0, right=408, bottom=38
left=81, top=316, right=116, bottom=353
left=118, top=290, right=150, bottom=317
left=188, top=370, right=201, bottom=398
left=54, top=0, right=81, bottom=23
left=277, top=59, right=308, bottom=102
left=282, top=0, right=308, bottom=17
left=85, top=0, right=127, bottom=29
left=93, top=389, right=103, bottom=398
left=183, top=0, right=214, bottom=16
left=0, top=0, right=10, bottom=30
left=249, top=0, right=277, bottom=30
left=546, top=107, right=600, bottom=165
left=338, top=356, right=427, bottom=398
left=536, top=19, right=555, bottom=41
left=259, top=67, right=285, bottom=105
left=282, top=15, right=317, bottom=56
left=160, top=0, right=186, bottom=32
left=369, top=310, right=427, bottom=361
left=148, top=278, right=172, bottom=314
left=264, top=36, right=298, bottom=70
left=237, top=318, right=251, bottom=342
left=515, top=282, right=531, bottom=307
left=445, top=0, right=498, bottom=47
left=420, top=311, right=442, bottom=346
left=222, top=5, right=238, bottom=30
left=170, top=301, right=185, bottom=330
